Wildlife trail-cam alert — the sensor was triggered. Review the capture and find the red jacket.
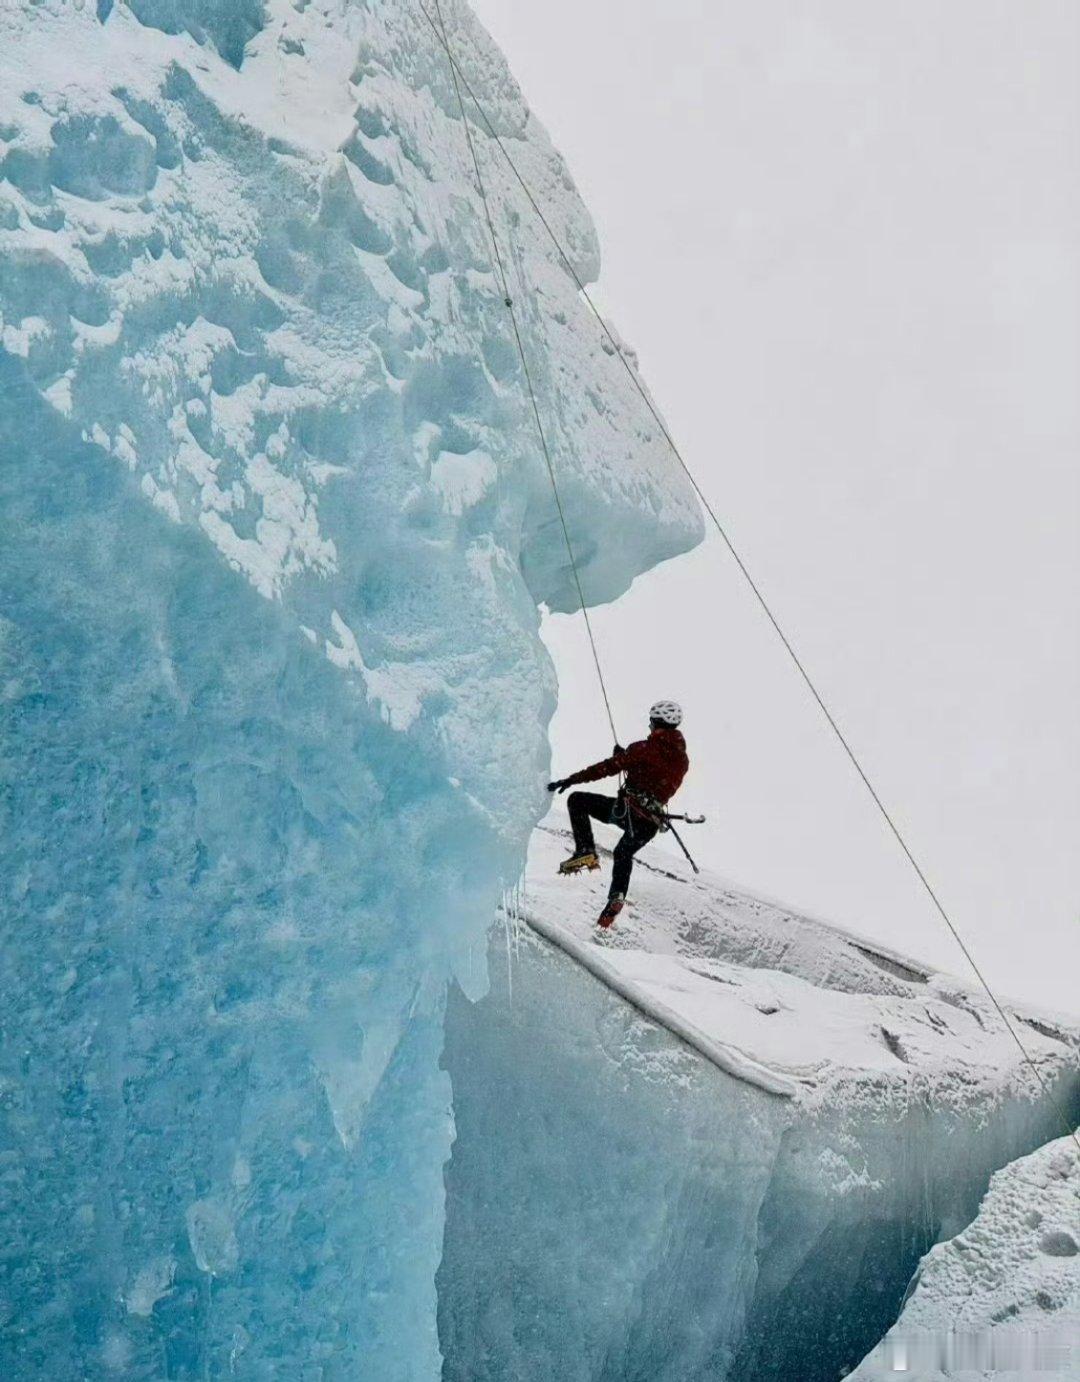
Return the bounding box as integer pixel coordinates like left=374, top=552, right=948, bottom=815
left=563, top=726, right=688, bottom=805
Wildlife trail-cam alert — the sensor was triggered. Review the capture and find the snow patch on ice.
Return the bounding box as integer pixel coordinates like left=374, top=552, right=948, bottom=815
left=430, top=447, right=497, bottom=516
left=517, top=827, right=1078, bottom=1107
left=124, top=1258, right=177, bottom=1319
left=851, top=1132, right=1080, bottom=1379
left=184, top=1199, right=239, bottom=1277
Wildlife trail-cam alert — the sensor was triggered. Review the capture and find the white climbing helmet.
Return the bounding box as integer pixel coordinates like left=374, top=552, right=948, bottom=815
left=649, top=700, right=683, bottom=727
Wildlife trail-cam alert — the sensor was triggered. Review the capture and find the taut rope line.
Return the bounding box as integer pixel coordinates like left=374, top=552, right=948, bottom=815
left=420, top=1, right=1079, bottom=1152
left=430, top=0, right=620, bottom=747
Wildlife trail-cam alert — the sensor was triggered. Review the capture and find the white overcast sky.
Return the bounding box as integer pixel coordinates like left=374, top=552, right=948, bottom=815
left=469, top=0, right=1079, bottom=1014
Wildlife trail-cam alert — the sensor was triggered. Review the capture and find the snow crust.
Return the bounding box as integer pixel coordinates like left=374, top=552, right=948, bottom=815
left=521, top=828, right=1078, bottom=1114
left=438, top=824, right=1080, bottom=1381
left=851, top=1132, right=1079, bottom=1380
left=0, top=3, right=700, bottom=1376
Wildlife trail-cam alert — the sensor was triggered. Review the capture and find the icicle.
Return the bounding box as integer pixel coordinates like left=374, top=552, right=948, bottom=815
left=497, top=874, right=529, bottom=1012
left=503, top=903, right=514, bottom=1012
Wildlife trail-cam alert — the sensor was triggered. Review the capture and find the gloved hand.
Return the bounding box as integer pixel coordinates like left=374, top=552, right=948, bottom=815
left=547, top=779, right=569, bottom=794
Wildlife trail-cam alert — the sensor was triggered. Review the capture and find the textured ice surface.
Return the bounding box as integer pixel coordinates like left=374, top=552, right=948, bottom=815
left=0, top=2, right=700, bottom=1376
left=851, top=1131, right=1079, bottom=1380
left=438, top=826, right=1080, bottom=1381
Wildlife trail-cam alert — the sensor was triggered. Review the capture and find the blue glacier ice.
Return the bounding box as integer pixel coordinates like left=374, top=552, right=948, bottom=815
left=0, top=2, right=701, bottom=1376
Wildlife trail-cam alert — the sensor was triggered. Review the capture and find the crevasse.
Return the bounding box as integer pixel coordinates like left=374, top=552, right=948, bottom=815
left=0, top=2, right=701, bottom=1377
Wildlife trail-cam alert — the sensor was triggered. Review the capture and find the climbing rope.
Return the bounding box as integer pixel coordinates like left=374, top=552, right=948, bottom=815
left=430, top=0, right=620, bottom=748
left=421, top=2, right=1078, bottom=1153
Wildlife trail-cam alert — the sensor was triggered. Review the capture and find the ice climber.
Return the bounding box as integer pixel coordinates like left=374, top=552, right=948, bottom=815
left=548, top=700, right=689, bottom=928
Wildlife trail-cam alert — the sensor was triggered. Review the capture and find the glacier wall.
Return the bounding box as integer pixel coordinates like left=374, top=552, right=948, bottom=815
left=438, top=920, right=1080, bottom=1382
left=0, top=2, right=701, bottom=1376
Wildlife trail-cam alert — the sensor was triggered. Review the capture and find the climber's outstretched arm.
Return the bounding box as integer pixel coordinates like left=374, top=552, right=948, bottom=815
left=548, top=744, right=630, bottom=793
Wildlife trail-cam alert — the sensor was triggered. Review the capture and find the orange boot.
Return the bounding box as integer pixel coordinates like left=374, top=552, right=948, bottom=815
left=597, top=894, right=624, bottom=928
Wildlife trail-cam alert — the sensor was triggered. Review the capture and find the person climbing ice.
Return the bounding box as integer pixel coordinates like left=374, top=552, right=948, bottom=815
left=548, top=700, right=689, bottom=928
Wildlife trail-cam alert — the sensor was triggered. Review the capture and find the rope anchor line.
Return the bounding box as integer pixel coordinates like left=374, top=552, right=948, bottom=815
left=429, top=0, right=619, bottom=748
left=421, top=0, right=1079, bottom=1155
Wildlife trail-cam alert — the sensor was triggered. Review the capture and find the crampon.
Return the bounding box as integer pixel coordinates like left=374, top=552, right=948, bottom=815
left=558, top=851, right=600, bottom=875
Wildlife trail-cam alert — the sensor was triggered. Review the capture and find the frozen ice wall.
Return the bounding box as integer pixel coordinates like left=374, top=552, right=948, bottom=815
left=438, top=834, right=1080, bottom=1381
left=0, top=2, right=701, bottom=1376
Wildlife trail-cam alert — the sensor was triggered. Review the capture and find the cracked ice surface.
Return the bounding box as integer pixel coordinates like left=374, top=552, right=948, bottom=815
left=0, top=2, right=701, bottom=1376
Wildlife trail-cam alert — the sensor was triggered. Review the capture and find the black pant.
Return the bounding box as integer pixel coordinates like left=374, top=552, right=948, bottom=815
left=567, top=791, right=660, bottom=900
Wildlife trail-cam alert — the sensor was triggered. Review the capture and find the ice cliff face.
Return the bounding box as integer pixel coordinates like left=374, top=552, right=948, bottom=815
left=438, top=827, right=1080, bottom=1381
left=851, top=1130, right=1079, bottom=1380
left=0, top=2, right=700, bottom=1376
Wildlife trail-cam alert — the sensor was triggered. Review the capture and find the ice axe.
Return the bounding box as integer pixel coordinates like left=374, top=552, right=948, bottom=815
left=659, top=811, right=705, bottom=874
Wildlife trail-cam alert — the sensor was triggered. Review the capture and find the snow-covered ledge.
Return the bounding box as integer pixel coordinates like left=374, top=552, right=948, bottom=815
left=438, top=828, right=1080, bottom=1381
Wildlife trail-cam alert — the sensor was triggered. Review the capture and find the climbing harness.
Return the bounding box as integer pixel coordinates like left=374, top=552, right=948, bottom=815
left=421, top=2, right=1079, bottom=1154
left=619, top=788, right=705, bottom=874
